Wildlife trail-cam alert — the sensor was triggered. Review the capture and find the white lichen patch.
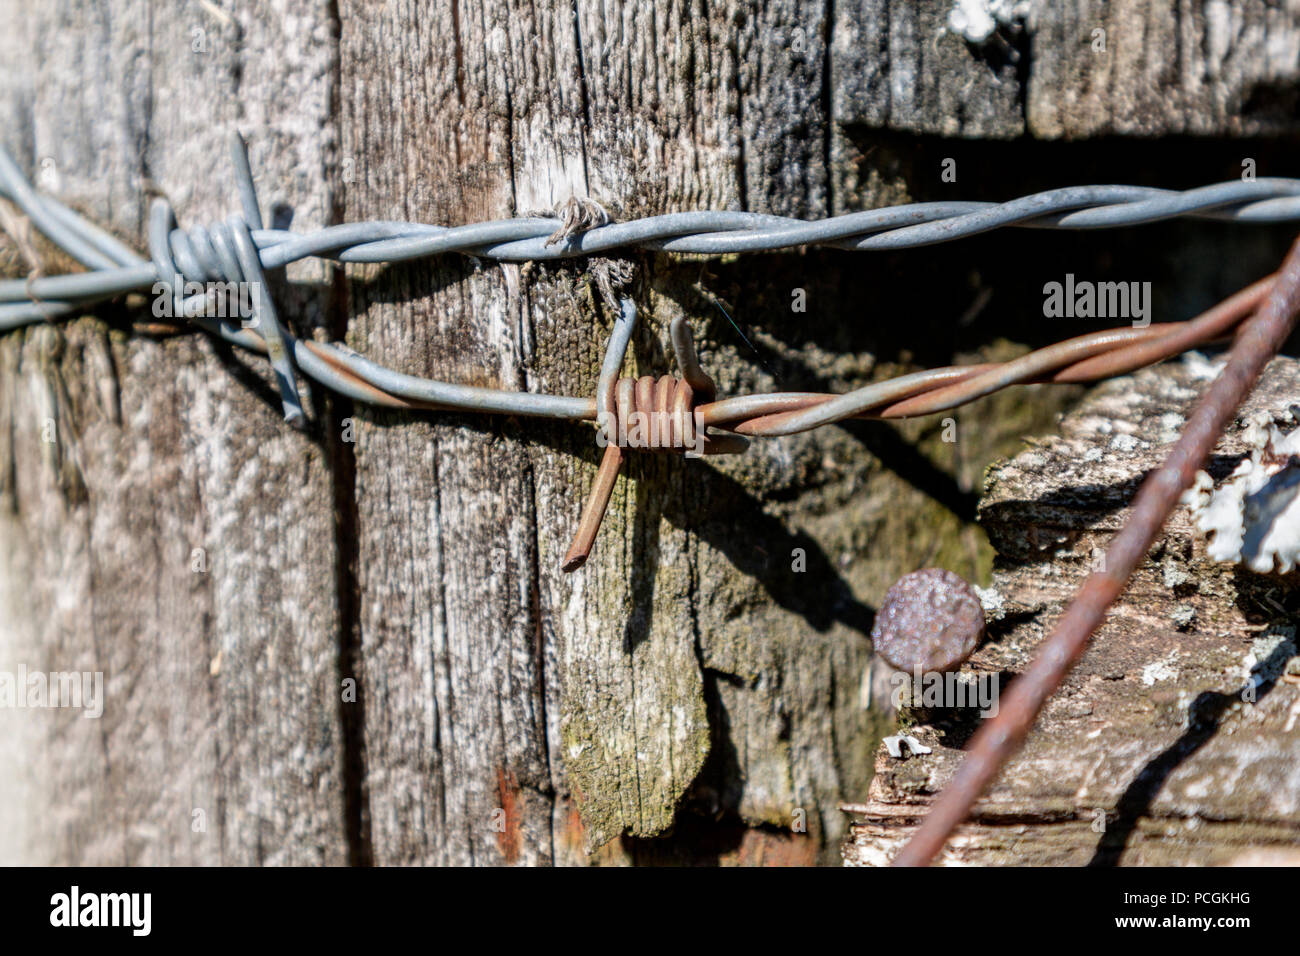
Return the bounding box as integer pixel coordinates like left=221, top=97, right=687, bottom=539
left=1171, top=604, right=1196, bottom=631
left=883, top=734, right=932, bottom=758
left=1183, top=411, right=1300, bottom=574
left=1162, top=560, right=1191, bottom=590
left=1181, top=350, right=1226, bottom=382
left=1142, top=650, right=1180, bottom=686
left=946, top=0, right=1030, bottom=44
left=1074, top=415, right=1115, bottom=435
left=1241, top=628, right=1298, bottom=683
left=974, top=584, right=1003, bottom=617
left=1158, top=412, right=1186, bottom=444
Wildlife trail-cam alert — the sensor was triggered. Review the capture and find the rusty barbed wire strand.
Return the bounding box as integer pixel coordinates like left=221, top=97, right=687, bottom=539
left=0, top=131, right=1287, bottom=569
left=890, top=232, right=1300, bottom=868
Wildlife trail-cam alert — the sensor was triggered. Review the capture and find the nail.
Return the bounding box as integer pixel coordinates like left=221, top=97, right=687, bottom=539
left=872, top=568, right=986, bottom=674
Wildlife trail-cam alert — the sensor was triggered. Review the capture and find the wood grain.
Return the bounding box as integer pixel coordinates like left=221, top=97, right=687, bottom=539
left=2, top=0, right=1297, bottom=866
left=0, top=0, right=348, bottom=865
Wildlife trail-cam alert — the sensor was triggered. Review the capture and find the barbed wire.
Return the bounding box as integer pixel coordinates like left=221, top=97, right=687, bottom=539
left=0, top=132, right=1287, bottom=565
left=3, top=134, right=1299, bottom=328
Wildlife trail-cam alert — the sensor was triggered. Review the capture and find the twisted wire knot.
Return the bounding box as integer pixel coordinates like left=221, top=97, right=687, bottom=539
left=146, top=133, right=305, bottom=428
left=153, top=217, right=248, bottom=296
left=562, top=300, right=747, bottom=572
left=602, top=374, right=704, bottom=453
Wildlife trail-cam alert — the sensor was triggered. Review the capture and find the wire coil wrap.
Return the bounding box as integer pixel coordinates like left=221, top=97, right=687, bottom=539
left=605, top=375, right=704, bottom=452
left=143, top=136, right=306, bottom=426
left=561, top=303, right=748, bottom=572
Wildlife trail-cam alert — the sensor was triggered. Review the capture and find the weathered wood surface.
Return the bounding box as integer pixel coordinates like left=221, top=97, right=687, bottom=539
left=844, top=357, right=1300, bottom=867
left=833, top=0, right=1300, bottom=141
left=0, top=0, right=348, bottom=865
left=1, top=0, right=1299, bottom=866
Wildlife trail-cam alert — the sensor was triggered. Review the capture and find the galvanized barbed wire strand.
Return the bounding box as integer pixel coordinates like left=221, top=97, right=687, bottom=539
left=0, top=162, right=1279, bottom=434
left=1, top=135, right=596, bottom=421
left=3, top=139, right=1300, bottom=294
left=5, top=139, right=1300, bottom=340
left=891, top=231, right=1300, bottom=868
left=0, top=132, right=1285, bottom=436
left=0, top=146, right=120, bottom=272
left=0, top=133, right=1292, bottom=328
left=3, top=186, right=1299, bottom=323
left=24, top=186, right=1300, bottom=304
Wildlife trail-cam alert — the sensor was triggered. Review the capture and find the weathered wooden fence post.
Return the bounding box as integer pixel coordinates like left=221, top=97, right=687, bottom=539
left=1, top=0, right=1296, bottom=865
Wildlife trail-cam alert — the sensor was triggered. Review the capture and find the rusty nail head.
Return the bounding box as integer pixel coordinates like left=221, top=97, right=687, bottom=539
left=872, top=568, right=985, bottom=673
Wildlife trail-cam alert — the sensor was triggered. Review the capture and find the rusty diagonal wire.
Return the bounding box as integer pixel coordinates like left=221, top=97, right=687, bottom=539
left=4, top=131, right=1298, bottom=858
left=892, top=232, right=1300, bottom=867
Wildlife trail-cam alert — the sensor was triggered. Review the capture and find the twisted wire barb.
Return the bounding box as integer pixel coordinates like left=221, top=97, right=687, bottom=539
left=561, top=303, right=750, bottom=571
left=0, top=132, right=1286, bottom=563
